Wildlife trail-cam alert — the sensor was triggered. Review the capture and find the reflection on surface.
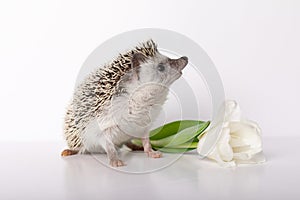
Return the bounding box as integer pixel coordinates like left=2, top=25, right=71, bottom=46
left=1, top=138, right=299, bottom=200
left=63, top=152, right=269, bottom=200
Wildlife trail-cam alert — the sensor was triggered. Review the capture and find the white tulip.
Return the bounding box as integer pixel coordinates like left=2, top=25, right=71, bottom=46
left=197, top=100, right=266, bottom=167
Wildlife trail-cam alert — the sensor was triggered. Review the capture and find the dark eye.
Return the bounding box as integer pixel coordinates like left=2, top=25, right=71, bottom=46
left=157, top=64, right=165, bottom=72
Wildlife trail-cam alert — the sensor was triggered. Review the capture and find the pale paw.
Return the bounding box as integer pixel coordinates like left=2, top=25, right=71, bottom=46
left=109, top=159, right=125, bottom=167
left=147, top=151, right=162, bottom=158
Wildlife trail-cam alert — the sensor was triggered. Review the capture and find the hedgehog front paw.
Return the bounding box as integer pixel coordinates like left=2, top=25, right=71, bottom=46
left=109, top=159, right=126, bottom=167
left=147, top=151, right=162, bottom=158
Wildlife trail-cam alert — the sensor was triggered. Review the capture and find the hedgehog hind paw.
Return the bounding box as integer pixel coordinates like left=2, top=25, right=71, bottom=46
left=109, top=159, right=125, bottom=167
left=61, top=149, right=79, bottom=157
left=147, top=151, right=162, bottom=158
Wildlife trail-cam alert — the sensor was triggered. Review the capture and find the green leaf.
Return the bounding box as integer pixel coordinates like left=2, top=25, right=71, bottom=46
left=129, top=121, right=209, bottom=153
left=150, top=121, right=210, bottom=147
left=153, top=147, right=195, bottom=153
left=150, top=120, right=207, bottom=140
left=166, top=141, right=198, bottom=149
left=131, top=138, right=142, bottom=146
left=130, top=139, right=198, bottom=150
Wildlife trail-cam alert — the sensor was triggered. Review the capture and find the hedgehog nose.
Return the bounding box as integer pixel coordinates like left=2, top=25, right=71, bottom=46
left=181, top=56, right=188, bottom=62
left=169, top=56, right=188, bottom=71
left=178, top=56, right=188, bottom=71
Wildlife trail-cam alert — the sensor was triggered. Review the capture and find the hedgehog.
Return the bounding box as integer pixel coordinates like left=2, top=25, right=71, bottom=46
left=61, top=40, right=188, bottom=167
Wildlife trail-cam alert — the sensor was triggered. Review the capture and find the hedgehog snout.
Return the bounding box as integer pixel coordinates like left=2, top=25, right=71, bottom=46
left=168, top=56, right=188, bottom=71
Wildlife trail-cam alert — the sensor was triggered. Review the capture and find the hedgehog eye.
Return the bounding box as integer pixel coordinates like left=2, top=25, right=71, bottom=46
left=157, top=64, right=165, bottom=72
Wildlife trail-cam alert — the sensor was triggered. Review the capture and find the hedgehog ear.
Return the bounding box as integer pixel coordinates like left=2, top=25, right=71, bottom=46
left=131, top=52, right=147, bottom=68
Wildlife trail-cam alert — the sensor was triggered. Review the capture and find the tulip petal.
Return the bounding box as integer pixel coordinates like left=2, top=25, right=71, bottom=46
left=204, top=145, right=236, bottom=167
left=197, top=123, right=222, bottom=156
left=198, top=127, right=236, bottom=167
left=197, top=100, right=265, bottom=167
left=217, top=127, right=234, bottom=162
left=229, top=121, right=262, bottom=150
left=225, top=100, right=241, bottom=121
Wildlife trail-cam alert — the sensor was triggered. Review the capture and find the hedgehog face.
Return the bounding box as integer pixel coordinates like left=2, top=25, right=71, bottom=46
left=133, top=52, right=188, bottom=87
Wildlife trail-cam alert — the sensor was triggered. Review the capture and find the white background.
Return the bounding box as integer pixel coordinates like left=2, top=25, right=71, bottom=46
left=0, top=0, right=299, bottom=141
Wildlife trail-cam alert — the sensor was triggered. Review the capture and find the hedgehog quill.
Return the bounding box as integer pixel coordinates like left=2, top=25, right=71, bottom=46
left=62, top=40, right=188, bottom=167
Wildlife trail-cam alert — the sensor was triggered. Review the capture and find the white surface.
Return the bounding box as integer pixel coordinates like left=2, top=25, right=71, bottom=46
left=0, top=0, right=300, bottom=141
left=0, top=137, right=299, bottom=200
